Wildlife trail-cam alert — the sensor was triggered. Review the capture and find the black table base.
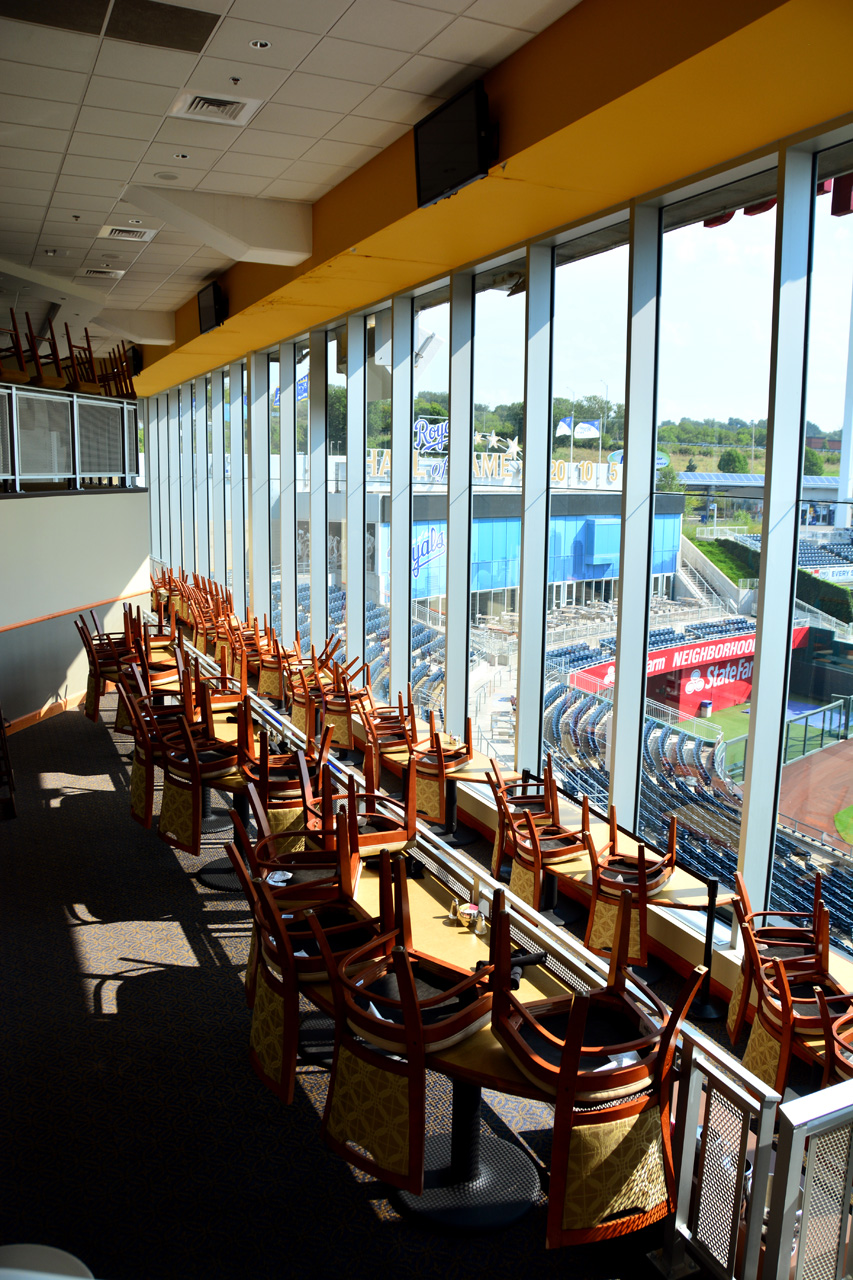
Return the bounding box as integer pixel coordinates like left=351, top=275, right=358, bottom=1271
left=199, top=784, right=232, bottom=834
left=396, top=1079, right=540, bottom=1229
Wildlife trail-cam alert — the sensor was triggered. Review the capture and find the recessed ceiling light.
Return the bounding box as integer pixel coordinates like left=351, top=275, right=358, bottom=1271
left=173, top=152, right=189, bottom=159
left=154, top=171, right=179, bottom=181
left=249, top=38, right=270, bottom=48
left=128, top=218, right=142, bottom=225
left=44, top=249, right=56, bottom=257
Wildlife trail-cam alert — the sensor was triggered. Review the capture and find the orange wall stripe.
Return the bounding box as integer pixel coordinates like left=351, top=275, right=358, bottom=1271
left=0, top=589, right=149, bottom=635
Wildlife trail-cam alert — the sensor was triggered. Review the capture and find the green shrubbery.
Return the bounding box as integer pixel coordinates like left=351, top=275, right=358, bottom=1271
left=713, top=538, right=853, bottom=624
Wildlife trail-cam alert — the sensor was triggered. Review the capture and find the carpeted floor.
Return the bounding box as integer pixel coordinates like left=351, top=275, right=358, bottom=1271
left=1, top=696, right=703, bottom=1280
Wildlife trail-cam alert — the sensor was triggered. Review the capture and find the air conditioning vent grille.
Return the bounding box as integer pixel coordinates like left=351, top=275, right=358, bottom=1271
left=188, top=95, right=244, bottom=120
left=83, top=268, right=125, bottom=279
left=109, top=228, right=145, bottom=240
left=98, top=225, right=157, bottom=243
left=168, top=90, right=262, bottom=127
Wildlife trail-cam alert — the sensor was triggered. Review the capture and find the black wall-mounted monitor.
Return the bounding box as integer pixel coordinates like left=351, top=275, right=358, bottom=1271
left=414, top=80, right=493, bottom=209
left=198, top=281, right=227, bottom=334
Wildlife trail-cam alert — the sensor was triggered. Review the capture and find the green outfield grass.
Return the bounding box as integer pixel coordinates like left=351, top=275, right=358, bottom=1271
left=690, top=697, right=841, bottom=774
left=835, top=804, right=853, bottom=844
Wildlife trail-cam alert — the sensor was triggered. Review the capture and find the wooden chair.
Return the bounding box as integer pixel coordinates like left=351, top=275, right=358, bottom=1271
left=75, top=617, right=130, bottom=722
left=64, top=324, right=100, bottom=394
left=741, top=958, right=799, bottom=1096
left=24, top=312, right=65, bottom=389
left=487, top=754, right=564, bottom=878
left=157, top=716, right=239, bottom=858
left=816, top=988, right=853, bottom=1086
left=726, top=869, right=825, bottom=1044
left=318, top=658, right=375, bottom=755
left=409, top=712, right=473, bottom=827
left=504, top=806, right=587, bottom=913
left=583, top=813, right=677, bottom=967
left=0, top=309, right=29, bottom=384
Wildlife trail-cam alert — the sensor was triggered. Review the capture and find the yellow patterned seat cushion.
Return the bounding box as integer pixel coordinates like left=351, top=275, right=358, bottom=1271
left=415, top=774, right=443, bottom=824
left=726, top=966, right=745, bottom=1039
left=562, top=1105, right=667, bottom=1231
left=250, top=964, right=284, bottom=1085
left=326, top=1044, right=411, bottom=1177
left=588, top=895, right=642, bottom=960
left=509, top=859, right=537, bottom=908
left=742, top=1016, right=781, bottom=1088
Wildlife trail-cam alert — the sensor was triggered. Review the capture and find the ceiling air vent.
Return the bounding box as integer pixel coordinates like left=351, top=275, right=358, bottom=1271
left=98, top=226, right=157, bottom=243
left=82, top=268, right=125, bottom=279
left=168, top=90, right=263, bottom=127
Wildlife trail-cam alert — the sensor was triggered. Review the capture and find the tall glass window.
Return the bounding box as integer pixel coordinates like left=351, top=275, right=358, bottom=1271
left=410, top=287, right=450, bottom=721
left=365, top=310, right=391, bottom=699
left=638, top=179, right=777, bottom=886
left=295, top=340, right=310, bottom=650
left=327, top=326, right=347, bottom=658
left=223, top=372, right=232, bottom=592
left=544, top=231, right=629, bottom=808
left=269, top=355, right=281, bottom=638
left=469, top=260, right=526, bottom=762
left=775, top=156, right=853, bottom=951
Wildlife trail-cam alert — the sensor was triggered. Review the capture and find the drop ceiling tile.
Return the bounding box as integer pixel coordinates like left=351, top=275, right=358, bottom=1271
left=94, top=39, right=198, bottom=88
left=0, top=232, right=39, bottom=249
left=184, top=55, right=290, bottom=100
left=352, top=85, right=442, bottom=124
left=68, top=133, right=148, bottom=163
left=385, top=53, right=481, bottom=96
left=136, top=245, right=197, bottom=261
left=279, top=158, right=352, bottom=183
left=0, top=94, right=71, bottom=130
left=50, top=192, right=117, bottom=212
left=419, top=16, right=530, bottom=63
left=0, top=169, right=55, bottom=193
left=78, top=105, right=162, bottom=142
left=262, top=177, right=334, bottom=201
left=298, top=138, right=380, bottom=168
left=228, top=0, right=351, bottom=34
left=155, top=117, right=247, bottom=148
left=325, top=115, right=409, bottom=147
left=254, top=101, right=343, bottom=139
left=0, top=146, right=62, bottom=175
left=105, top=0, right=220, bottom=54
left=195, top=171, right=272, bottom=195
left=143, top=141, right=225, bottom=168
left=0, top=217, right=37, bottom=233
left=465, top=0, right=581, bottom=31
left=226, top=128, right=312, bottom=160
left=395, top=0, right=471, bottom=11
left=84, top=75, right=178, bottom=116
left=297, top=37, right=410, bottom=85
left=0, top=202, right=48, bottom=221
left=0, top=18, right=99, bottom=72
left=187, top=250, right=233, bottom=265
left=154, top=231, right=205, bottom=246
left=329, top=0, right=453, bottom=52
left=0, top=123, right=70, bottom=154
left=159, top=0, right=232, bottom=12
left=210, top=151, right=284, bottom=178
left=271, top=71, right=372, bottom=114
left=0, top=60, right=87, bottom=104
left=56, top=174, right=129, bottom=198
left=132, top=163, right=208, bottom=187
left=109, top=203, right=166, bottom=227
left=37, top=233, right=97, bottom=249
left=203, top=19, right=319, bottom=70
left=42, top=219, right=102, bottom=238
left=62, top=155, right=137, bottom=182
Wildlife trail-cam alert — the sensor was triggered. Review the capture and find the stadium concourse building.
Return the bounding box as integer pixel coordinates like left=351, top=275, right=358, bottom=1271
left=4, top=0, right=853, bottom=959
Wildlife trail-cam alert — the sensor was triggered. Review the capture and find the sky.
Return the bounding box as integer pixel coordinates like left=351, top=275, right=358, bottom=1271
left=416, top=192, right=853, bottom=435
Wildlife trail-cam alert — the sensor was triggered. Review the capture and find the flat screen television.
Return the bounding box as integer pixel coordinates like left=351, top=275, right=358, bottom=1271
left=198, top=281, right=227, bottom=334
left=414, top=80, right=493, bottom=209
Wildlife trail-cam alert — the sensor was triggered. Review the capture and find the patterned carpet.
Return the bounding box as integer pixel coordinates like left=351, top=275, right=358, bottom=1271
left=1, top=695, right=689, bottom=1280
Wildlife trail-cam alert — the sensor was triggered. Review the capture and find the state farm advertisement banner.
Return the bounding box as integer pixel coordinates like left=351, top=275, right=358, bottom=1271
left=581, top=626, right=809, bottom=719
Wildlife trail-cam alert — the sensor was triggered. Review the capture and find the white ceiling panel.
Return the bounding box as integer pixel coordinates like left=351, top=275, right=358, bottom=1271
left=155, top=117, right=249, bottom=148
left=353, top=85, right=442, bottom=124
left=153, top=231, right=206, bottom=247
left=280, top=158, right=354, bottom=183
left=0, top=94, right=74, bottom=130
left=132, top=163, right=208, bottom=188
left=0, top=19, right=99, bottom=74
left=0, top=170, right=55, bottom=193
left=62, top=155, right=138, bottom=182
left=67, top=134, right=148, bottom=163
left=0, top=217, right=38, bottom=233
left=254, top=102, right=344, bottom=139
left=296, top=37, right=410, bottom=84
left=210, top=151, right=285, bottom=177
left=262, top=177, right=335, bottom=201
left=0, top=202, right=49, bottom=221
left=195, top=171, right=273, bottom=195
left=0, top=124, right=70, bottom=154
left=84, top=76, right=178, bottom=116
left=184, top=55, right=290, bottom=100
left=41, top=222, right=103, bottom=241
left=143, top=141, right=225, bottom=169
left=271, top=71, right=373, bottom=114
left=0, top=60, right=86, bottom=105
left=227, top=0, right=353, bottom=34
left=298, top=138, right=381, bottom=168
left=465, top=0, right=582, bottom=31
left=156, top=0, right=232, bottom=11
left=395, top=0, right=471, bottom=10
left=77, top=105, right=162, bottom=143
left=0, top=147, right=62, bottom=175
left=94, top=41, right=199, bottom=89
left=419, top=15, right=531, bottom=63
left=329, top=0, right=454, bottom=51
left=226, top=128, right=313, bottom=160
left=385, top=52, right=481, bottom=95
left=202, top=19, right=320, bottom=69
left=36, top=234, right=99, bottom=249
left=55, top=175, right=130, bottom=198
left=50, top=192, right=118, bottom=212
left=325, top=115, right=409, bottom=147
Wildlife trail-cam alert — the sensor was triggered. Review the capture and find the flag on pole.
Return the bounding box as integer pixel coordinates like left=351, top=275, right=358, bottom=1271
left=556, top=416, right=573, bottom=437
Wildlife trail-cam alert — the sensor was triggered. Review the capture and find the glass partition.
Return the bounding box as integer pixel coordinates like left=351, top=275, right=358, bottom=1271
left=410, top=287, right=450, bottom=721
left=327, top=326, right=347, bottom=658
left=295, top=340, right=310, bottom=650
left=223, top=371, right=232, bottom=593
left=365, top=311, right=391, bottom=700
left=469, top=260, right=526, bottom=764
left=269, top=355, right=281, bottom=638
